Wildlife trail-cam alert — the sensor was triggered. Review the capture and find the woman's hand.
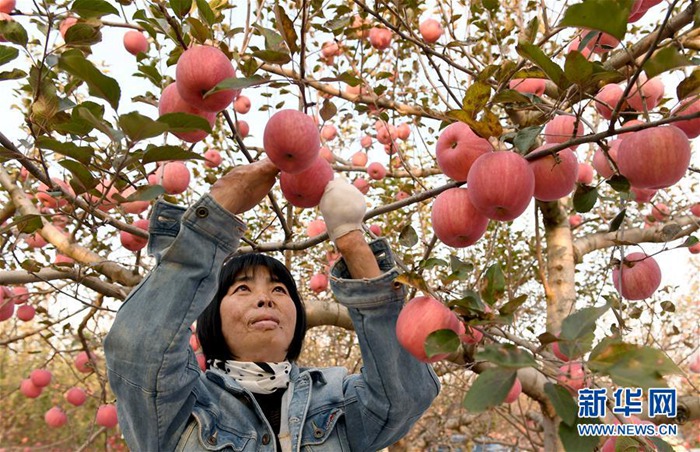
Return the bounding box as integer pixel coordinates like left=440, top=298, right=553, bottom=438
left=319, top=176, right=366, bottom=242
left=210, top=158, right=279, bottom=214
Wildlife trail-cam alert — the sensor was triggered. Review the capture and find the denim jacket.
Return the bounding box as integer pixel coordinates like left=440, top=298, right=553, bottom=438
left=104, top=194, right=440, bottom=451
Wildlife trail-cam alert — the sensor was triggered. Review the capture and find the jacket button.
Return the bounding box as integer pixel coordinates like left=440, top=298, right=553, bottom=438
left=207, top=435, right=217, bottom=445
left=195, top=207, right=209, bottom=218
left=261, top=433, right=270, bottom=445
left=314, top=428, right=324, bottom=438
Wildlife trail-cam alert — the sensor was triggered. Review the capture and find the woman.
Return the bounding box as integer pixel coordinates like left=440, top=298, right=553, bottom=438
left=104, top=158, right=440, bottom=451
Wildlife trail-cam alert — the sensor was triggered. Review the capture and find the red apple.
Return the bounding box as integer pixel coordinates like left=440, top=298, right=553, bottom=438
left=691, top=203, right=700, bottom=217
left=376, top=122, right=396, bottom=145
left=369, top=224, right=382, bottom=236
left=431, top=187, right=489, bottom=248
left=568, top=214, right=582, bottom=228
left=543, top=115, right=585, bottom=147
left=158, top=83, right=216, bottom=143
left=37, top=178, right=72, bottom=209
left=689, top=352, right=700, bottom=373
left=631, top=187, right=656, bottom=203
left=576, top=163, right=594, bottom=185
left=351, top=151, right=368, bottom=167
left=16, top=304, right=35, bottom=321
left=203, top=149, right=222, bottom=168
left=360, top=135, right=372, bottom=148
left=309, top=273, right=328, bottom=294
left=582, top=29, right=620, bottom=53
left=369, top=27, right=392, bottom=50
left=567, top=38, right=593, bottom=59
left=319, top=146, right=334, bottom=163
left=419, top=18, right=443, bottom=43
left=306, top=219, right=326, bottom=237
left=671, top=97, right=700, bottom=139
left=45, top=407, right=67, bottom=428
left=435, top=122, right=492, bottom=181
left=529, top=147, right=579, bottom=201
left=594, top=84, right=626, bottom=120
left=11, top=286, right=29, bottom=304
left=263, top=110, right=320, bottom=173
left=280, top=158, right=334, bottom=208
left=629, top=0, right=663, bottom=22
left=592, top=140, right=621, bottom=179
left=367, top=162, right=387, bottom=180
left=321, top=124, right=337, bottom=141
left=96, top=404, right=119, bottom=428
left=650, top=203, right=670, bottom=221
left=509, top=78, right=546, bottom=96
left=353, top=177, right=370, bottom=194
left=123, top=31, right=148, bottom=56
left=395, top=191, right=410, bottom=201
left=196, top=353, right=206, bottom=371
left=74, top=351, right=96, bottom=373
left=118, top=186, right=150, bottom=214
left=612, top=252, right=662, bottom=300
left=59, top=17, right=78, bottom=39
left=396, top=123, right=411, bottom=141
left=65, top=387, right=87, bottom=406
left=504, top=378, right=522, bottom=404
left=688, top=243, right=700, bottom=255
left=234, top=95, right=251, bottom=114
left=617, top=126, right=690, bottom=189
left=176, top=45, right=237, bottom=112
left=557, top=362, right=586, bottom=393
left=120, top=219, right=149, bottom=252
left=157, top=161, right=191, bottom=195
left=396, top=296, right=464, bottom=363
left=552, top=339, right=572, bottom=361
left=467, top=152, right=535, bottom=221
left=617, top=119, right=645, bottom=139
left=0, top=0, right=15, bottom=13
left=24, top=232, right=47, bottom=249
left=321, top=41, right=341, bottom=57
left=627, top=75, right=664, bottom=112
left=20, top=378, right=42, bottom=398
left=461, top=326, right=483, bottom=345
left=30, top=369, right=52, bottom=387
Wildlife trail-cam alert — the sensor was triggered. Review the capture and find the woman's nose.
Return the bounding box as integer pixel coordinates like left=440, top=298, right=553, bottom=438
left=256, top=299, right=274, bottom=308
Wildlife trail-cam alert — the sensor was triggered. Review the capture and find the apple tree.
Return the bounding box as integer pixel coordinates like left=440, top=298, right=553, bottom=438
left=0, top=0, right=699, bottom=449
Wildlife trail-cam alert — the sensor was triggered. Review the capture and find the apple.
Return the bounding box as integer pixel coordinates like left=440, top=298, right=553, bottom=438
left=156, top=161, right=191, bottom=195
left=617, top=119, right=645, bottom=139
left=350, top=15, right=370, bottom=39
left=321, top=41, right=341, bottom=58
left=319, top=146, right=334, bottom=163
left=376, top=122, right=396, bottom=145
left=306, top=219, right=326, bottom=237
left=631, top=187, right=656, bottom=203
left=691, top=203, right=700, bottom=217
left=567, top=38, right=593, bottom=59
left=45, top=407, right=68, bottom=428
left=467, top=152, right=535, bottom=221
left=369, top=224, right=382, bottom=236
left=309, top=273, right=328, bottom=294
left=629, top=0, right=663, bottom=22
left=393, top=124, right=409, bottom=141
left=671, top=97, right=700, bottom=139
left=235, top=120, right=249, bottom=138
left=568, top=214, right=582, bottom=228
left=11, top=286, right=29, bottom=304
left=435, top=122, right=492, bottom=181
left=158, top=83, right=216, bottom=143
left=352, top=177, right=370, bottom=194
left=543, top=115, right=585, bottom=147
left=576, top=163, right=594, bottom=185
left=419, top=18, right=443, bottom=43
left=84, top=179, right=119, bottom=212
left=592, top=140, right=621, bottom=179
left=369, top=27, right=392, bottom=50
left=504, top=378, right=522, bottom=404
left=65, top=387, right=87, bottom=406
left=234, top=95, right=251, bottom=114
left=20, top=378, right=42, bottom=398
left=75, top=350, right=96, bottom=373
left=509, top=78, right=546, bottom=96
left=688, top=243, right=700, bottom=255
left=96, top=404, right=119, bottom=428
left=0, top=291, right=12, bottom=321
left=431, top=187, right=489, bottom=248
left=263, top=109, right=320, bottom=173
left=612, top=252, right=662, bottom=300
left=54, top=254, right=74, bottom=265
left=367, top=162, right=387, bottom=180
left=360, top=135, right=372, bottom=148
left=37, top=178, right=72, bottom=209
left=123, top=31, right=148, bottom=56
left=321, top=124, right=337, bottom=141
left=552, top=340, right=571, bottom=362
left=581, top=29, right=620, bottom=53
left=395, top=191, right=410, bottom=201
left=627, top=75, right=664, bottom=112
left=203, top=149, right=222, bottom=168
left=396, top=296, right=465, bottom=363
left=557, top=362, right=586, bottom=393
left=351, top=151, right=368, bottom=167
left=650, top=203, right=670, bottom=221
left=16, top=304, right=35, bottom=321
left=529, top=147, right=579, bottom=201
left=461, top=326, right=483, bottom=344
left=280, top=158, right=334, bottom=208
left=120, top=219, right=149, bottom=252
left=24, top=232, right=47, bottom=249
left=196, top=353, right=206, bottom=371
left=617, top=126, right=690, bottom=189
left=689, top=353, right=700, bottom=373
left=175, top=45, right=237, bottom=112
left=30, top=369, right=52, bottom=387
left=59, top=17, right=78, bottom=39
left=114, top=186, right=149, bottom=215
left=594, top=84, right=626, bottom=120
left=0, top=0, right=15, bottom=13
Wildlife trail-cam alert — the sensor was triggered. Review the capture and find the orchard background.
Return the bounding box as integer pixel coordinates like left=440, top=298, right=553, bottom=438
left=1, top=0, right=700, bottom=450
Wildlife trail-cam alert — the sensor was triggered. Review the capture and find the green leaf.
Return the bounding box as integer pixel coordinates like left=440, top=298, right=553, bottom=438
left=142, top=145, right=203, bottom=164
left=523, top=17, right=539, bottom=43
left=204, top=75, right=268, bottom=98
left=499, top=294, right=527, bottom=316
left=448, top=290, right=486, bottom=315
left=398, top=224, right=418, bottom=248
left=114, top=184, right=165, bottom=202
left=643, top=46, right=694, bottom=79
left=118, top=112, right=169, bottom=142
left=252, top=50, right=291, bottom=65
left=606, top=174, right=630, bottom=192
left=58, top=49, right=120, bottom=109
left=64, top=23, right=102, bottom=46
left=58, top=159, right=98, bottom=194
left=476, top=344, right=536, bottom=369
left=185, top=17, right=211, bottom=43
left=336, top=71, right=362, bottom=87
left=559, top=0, right=633, bottom=41
left=274, top=4, right=299, bottom=54
left=491, top=89, right=533, bottom=105
left=482, top=0, right=499, bottom=12
left=35, top=136, right=94, bottom=164
left=319, top=99, right=337, bottom=122
left=481, top=264, right=505, bottom=305
left=0, top=69, right=27, bottom=80
left=558, top=416, right=601, bottom=452
left=608, top=208, right=626, bottom=232
left=0, top=45, right=19, bottom=67
left=544, top=383, right=577, bottom=426
left=170, top=0, right=193, bottom=18
left=462, top=368, right=516, bottom=412
left=461, top=80, right=491, bottom=114
left=420, top=257, right=448, bottom=270
left=647, top=437, right=674, bottom=452
left=561, top=303, right=610, bottom=341
left=516, top=42, right=569, bottom=89
left=573, top=185, right=598, bottom=213
left=514, top=125, right=543, bottom=153
left=676, top=69, right=700, bottom=100
left=195, top=0, right=215, bottom=26
left=0, top=20, right=28, bottom=47
left=680, top=235, right=698, bottom=248
left=325, top=15, right=351, bottom=32
left=157, top=112, right=212, bottom=134
left=8, top=214, right=44, bottom=234
left=447, top=109, right=503, bottom=139
left=564, top=51, right=594, bottom=85
left=588, top=341, right=681, bottom=389
left=71, top=0, right=119, bottom=18
left=425, top=329, right=461, bottom=359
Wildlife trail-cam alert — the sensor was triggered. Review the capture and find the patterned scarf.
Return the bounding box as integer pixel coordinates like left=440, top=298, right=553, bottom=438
left=208, top=359, right=292, bottom=394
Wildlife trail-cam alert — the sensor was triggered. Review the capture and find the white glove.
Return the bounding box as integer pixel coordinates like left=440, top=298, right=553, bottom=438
left=319, top=175, right=366, bottom=242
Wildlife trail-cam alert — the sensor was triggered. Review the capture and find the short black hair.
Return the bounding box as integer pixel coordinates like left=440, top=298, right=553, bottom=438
left=197, top=253, right=307, bottom=365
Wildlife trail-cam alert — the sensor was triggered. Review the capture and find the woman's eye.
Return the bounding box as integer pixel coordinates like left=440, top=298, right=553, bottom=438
left=234, top=285, right=249, bottom=293
left=273, top=286, right=287, bottom=294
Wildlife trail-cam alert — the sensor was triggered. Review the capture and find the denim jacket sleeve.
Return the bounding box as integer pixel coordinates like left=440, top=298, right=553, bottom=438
left=103, top=194, right=246, bottom=451
left=329, top=238, right=440, bottom=451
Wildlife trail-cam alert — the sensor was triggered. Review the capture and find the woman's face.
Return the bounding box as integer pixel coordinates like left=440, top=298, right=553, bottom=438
left=219, top=266, right=297, bottom=362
